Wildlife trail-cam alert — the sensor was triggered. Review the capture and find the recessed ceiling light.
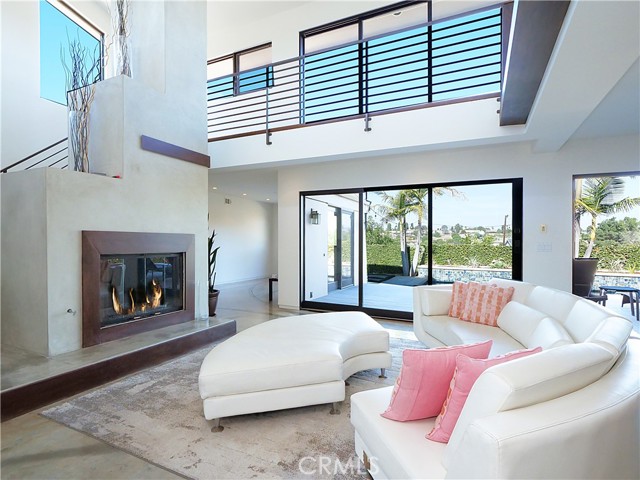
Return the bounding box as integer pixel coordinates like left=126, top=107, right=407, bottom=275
left=266, top=198, right=271, bottom=201
left=212, top=186, right=218, bottom=190
left=242, top=193, right=247, bottom=196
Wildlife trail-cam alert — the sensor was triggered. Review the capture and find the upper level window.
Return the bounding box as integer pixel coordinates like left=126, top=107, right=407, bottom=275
left=207, top=43, right=273, bottom=100
left=40, top=0, right=103, bottom=105
left=300, top=1, right=502, bottom=122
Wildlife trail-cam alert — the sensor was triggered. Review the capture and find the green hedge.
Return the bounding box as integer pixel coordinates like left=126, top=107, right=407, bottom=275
left=367, top=243, right=402, bottom=268
left=367, top=240, right=640, bottom=273
left=432, top=244, right=512, bottom=268
left=367, top=242, right=512, bottom=269
left=578, top=243, right=640, bottom=272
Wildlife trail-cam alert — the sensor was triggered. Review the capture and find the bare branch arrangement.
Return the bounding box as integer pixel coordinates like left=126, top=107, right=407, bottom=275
left=62, top=36, right=101, bottom=173
left=112, top=0, right=132, bottom=77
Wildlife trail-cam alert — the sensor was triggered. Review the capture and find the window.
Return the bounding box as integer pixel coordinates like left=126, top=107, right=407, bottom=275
left=40, top=0, right=103, bottom=105
left=300, top=1, right=503, bottom=122
left=301, top=179, right=522, bottom=318
left=573, top=173, right=640, bottom=297
left=207, top=43, right=274, bottom=100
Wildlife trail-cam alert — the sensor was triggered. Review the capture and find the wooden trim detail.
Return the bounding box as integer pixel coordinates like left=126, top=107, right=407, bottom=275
left=140, top=135, right=210, bottom=167
left=0, top=321, right=236, bottom=422
left=82, top=231, right=196, bottom=347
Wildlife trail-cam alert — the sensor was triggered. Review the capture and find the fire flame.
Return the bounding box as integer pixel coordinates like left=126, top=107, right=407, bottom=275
left=112, top=286, right=123, bottom=315
left=147, top=279, right=162, bottom=308
left=111, top=280, right=163, bottom=316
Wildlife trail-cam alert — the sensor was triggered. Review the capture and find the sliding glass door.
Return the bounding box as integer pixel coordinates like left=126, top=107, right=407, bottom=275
left=302, top=193, right=360, bottom=307
left=302, top=179, right=522, bottom=319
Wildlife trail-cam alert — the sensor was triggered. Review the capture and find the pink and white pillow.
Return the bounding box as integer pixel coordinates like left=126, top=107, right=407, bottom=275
left=381, top=340, right=492, bottom=422
left=448, top=281, right=475, bottom=318
left=460, top=282, right=515, bottom=327
left=426, top=347, right=542, bottom=443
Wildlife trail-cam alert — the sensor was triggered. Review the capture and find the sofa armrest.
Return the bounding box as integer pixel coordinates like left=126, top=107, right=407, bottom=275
left=413, top=285, right=452, bottom=319
left=446, top=343, right=639, bottom=479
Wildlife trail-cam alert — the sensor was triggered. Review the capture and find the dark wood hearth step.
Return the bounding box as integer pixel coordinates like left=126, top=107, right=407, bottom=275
left=1, top=320, right=236, bottom=422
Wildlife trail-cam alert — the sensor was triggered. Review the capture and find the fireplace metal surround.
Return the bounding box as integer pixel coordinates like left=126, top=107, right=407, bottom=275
left=82, top=231, right=195, bottom=347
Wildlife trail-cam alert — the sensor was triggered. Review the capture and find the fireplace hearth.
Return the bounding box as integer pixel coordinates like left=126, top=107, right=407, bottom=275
left=83, top=231, right=195, bottom=347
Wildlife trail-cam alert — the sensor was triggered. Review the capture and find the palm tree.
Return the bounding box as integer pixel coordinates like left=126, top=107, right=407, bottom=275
left=575, top=177, right=640, bottom=258
left=405, top=187, right=464, bottom=275
left=375, top=191, right=413, bottom=275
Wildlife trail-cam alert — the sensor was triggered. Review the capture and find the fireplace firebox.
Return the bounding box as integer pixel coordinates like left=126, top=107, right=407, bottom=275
left=83, top=231, right=195, bottom=347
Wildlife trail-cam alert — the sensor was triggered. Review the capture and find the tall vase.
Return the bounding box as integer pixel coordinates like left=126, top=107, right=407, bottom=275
left=68, top=107, right=90, bottom=173
left=113, top=34, right=132, bottom=77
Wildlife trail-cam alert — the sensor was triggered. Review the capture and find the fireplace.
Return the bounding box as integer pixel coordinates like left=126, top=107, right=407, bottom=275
left=82, top=231, right=195, bottom=347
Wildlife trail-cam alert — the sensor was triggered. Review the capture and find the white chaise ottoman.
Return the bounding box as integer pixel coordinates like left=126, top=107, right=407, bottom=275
left=198, top=311, right=391, bottom=430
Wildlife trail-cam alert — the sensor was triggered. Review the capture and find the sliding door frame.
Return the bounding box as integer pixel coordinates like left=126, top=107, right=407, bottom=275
left=300, top=178, right=523, bottom=320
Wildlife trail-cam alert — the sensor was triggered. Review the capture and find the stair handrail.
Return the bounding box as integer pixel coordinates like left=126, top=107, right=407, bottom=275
left=1, top=138, right=68, bottom=173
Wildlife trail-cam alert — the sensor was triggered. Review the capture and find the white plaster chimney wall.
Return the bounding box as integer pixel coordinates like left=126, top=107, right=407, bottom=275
left=1, top=1, right=209, bottom=356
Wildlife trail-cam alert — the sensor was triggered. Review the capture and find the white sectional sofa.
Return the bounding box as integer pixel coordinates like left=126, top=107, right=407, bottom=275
left=351, top=279, right=639, bottom=479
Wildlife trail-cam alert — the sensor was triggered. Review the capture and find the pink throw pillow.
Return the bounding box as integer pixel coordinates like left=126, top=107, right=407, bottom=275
left=460, top=282, right=514, bottom=326
left=381, top=340, right=492, bottom=422
left=426, top=347, right=543, bottom=442
left=448, top=281, right=475, bottom=318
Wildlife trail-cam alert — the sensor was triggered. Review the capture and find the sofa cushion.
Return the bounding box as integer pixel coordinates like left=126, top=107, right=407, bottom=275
left=442, top=343, right=616, bottom=470
left=460, top=283, right=514, bottom=326
left=489, top=278, right=536, bottom=303
left=427, top=347, right=542, bottom=443
left=351, top=386, right=447, bottom=480
left=528, top=317, right=575, bottom=349
left=417, top=287, right=452, bottom=316
left=381, top=341, right=492, bottom=421
left=563, top=298, right=626, bottom=346
left=449, top=281, right=473, bottom=318
left=525, top=286, right=579, bottom=326
left=498, top=302, right=574, bottom=350
left=425, top=315, right=524, bottom=356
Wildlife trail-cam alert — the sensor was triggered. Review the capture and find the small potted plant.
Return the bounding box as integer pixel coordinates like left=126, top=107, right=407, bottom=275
left=208, top=229, right=220, bottom=316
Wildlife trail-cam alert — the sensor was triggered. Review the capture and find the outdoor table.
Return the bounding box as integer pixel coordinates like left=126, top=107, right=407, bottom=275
left=599, top=285, right=640, bottom=321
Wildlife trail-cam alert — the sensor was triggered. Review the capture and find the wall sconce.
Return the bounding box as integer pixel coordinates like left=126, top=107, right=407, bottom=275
left=310, top=209, right=321, bottom=225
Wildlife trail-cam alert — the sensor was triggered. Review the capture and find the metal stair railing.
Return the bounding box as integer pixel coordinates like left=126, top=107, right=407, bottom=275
left=1, top=138, right=69, bottom=173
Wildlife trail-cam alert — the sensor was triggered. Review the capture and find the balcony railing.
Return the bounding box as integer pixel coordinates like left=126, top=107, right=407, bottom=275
left=207, top=2, right=511, bottom=142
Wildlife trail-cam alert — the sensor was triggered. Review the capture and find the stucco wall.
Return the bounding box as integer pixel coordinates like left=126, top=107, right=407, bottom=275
left=1, top=1, right=209, bottom=356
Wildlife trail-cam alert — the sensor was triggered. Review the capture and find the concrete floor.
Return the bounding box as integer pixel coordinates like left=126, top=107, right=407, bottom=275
left=1, top=280, right=637, bottom=479
left=1, top=279, right=307, bottom=479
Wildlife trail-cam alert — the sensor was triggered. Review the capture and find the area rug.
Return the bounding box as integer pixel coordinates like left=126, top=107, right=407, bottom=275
left=42, top=333, right=424, bottom=479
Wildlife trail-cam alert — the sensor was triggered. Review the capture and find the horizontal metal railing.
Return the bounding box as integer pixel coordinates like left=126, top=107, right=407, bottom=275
left=1, top=138, right=69, bottom=174
left=207, top=2, right=509, bottom=142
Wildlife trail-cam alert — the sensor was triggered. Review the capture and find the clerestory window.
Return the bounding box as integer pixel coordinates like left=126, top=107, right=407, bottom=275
left=40, top=0, right=103, bottom=105
left=207, top=43, right=274, bottom=100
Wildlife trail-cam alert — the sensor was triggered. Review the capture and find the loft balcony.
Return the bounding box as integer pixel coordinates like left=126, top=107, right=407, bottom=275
left=206, top=4, right=518, bottom=166
left=207, top=4, right=508, bottom=143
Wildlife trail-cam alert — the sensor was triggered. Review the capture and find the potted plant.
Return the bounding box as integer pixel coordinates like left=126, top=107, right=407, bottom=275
left=208, top=230, right=220, bottom=316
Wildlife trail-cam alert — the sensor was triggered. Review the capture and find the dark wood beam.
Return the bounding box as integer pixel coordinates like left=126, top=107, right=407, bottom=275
left=500, top=1, right=571, bottom=126
left=141, top=135, right=210, bottom=167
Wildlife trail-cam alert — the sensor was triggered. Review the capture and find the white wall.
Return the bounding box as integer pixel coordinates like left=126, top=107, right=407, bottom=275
left=276, top=134, right=640, bottom=309
left=209, top=191, right=277, bottom=285
left=303, top=198, right=328, bottom=301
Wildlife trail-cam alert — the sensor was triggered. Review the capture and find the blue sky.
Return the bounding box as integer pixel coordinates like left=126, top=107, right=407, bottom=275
left=40, top=0, right=100, bottom=105
left=367, top=183, right=512, bottom=229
